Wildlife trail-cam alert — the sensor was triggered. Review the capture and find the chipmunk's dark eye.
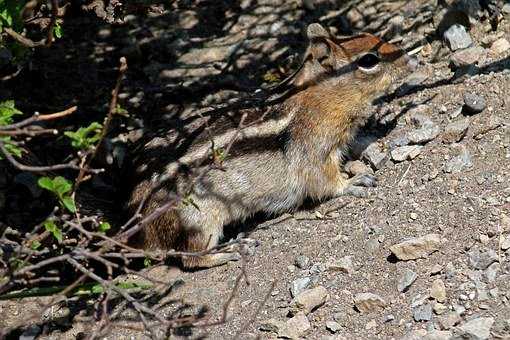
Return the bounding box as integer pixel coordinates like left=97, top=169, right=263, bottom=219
left=357, top=53, right=380, bottom=69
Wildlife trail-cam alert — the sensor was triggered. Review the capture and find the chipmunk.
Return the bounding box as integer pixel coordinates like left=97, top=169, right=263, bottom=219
left=128, top=23, right=415, bottom=268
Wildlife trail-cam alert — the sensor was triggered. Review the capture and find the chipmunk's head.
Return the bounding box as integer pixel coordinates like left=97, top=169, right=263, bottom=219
left=293, top=23, right=415, bottom=99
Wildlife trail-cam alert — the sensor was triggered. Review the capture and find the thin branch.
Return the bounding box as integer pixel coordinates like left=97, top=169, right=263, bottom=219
left=0, top=106, right=77, bottom=130
left=0, top=139, right=104, bottom=174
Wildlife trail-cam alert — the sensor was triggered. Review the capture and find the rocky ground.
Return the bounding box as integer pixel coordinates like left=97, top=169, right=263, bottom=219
left=1, top=0, right=510, bottom=339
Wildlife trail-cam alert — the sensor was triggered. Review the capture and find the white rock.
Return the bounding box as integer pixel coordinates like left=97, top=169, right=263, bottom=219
left=390, top=234, right=441, bottom=260
left=353, top=293, right=386, bottom=313
left=490, top=38, right=510, bottom=55
left=289, top=286, right=328, bottom=315
left=455, top=317, right=494, bottom=340
left=327, top=256, right=354, bottom=274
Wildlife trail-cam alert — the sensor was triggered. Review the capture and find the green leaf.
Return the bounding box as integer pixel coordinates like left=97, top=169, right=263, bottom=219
left=38, top=176, right=76, bottom=213
left=52, top=176, right=72, bottom=196
left=98, top=221, right=111, bottom=233
left=144, top=257, right=152, bottom=267
left=64, top=122, right=103, bottom=150
left=30, top=240, right=41, bottom=250
left=0, top=100, right=23, bottom=126
left=91, top=284, right=103, bottom=294
left=53, top=22, right=63, bottom=39
left=0, top=136, right=22, bottom=159
left=43, top=220, right=62, bottom=242
left=37, top=177, right=55, bottom=191
left=61, top=196, right=76, bottom=213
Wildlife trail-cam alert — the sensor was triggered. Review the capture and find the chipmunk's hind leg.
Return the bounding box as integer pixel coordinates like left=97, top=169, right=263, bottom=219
left=181, top=226, right=241, bottom=269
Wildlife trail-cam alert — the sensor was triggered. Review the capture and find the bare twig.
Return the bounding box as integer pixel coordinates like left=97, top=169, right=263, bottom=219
left=0, top=139, right=103, bottom=174
left=0, top=106, right=77, bottom=130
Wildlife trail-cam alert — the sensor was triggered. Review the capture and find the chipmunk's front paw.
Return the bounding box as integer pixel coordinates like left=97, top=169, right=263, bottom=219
left=342, top=174, right=377, bottom=198
left=349, top=173, right=378, bottom=188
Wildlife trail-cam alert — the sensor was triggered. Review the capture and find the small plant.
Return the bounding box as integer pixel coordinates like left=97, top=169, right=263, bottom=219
left=43, top=220, right=63, bottom=242
left=0, top=0, right=25, bottom=32
left=53, top=22, right=63, bottom=39
left=98, top=221, right=111, bottom=233
left=0, top=100, right=23, bottom=125
left=64, top=122, right=103, bottom=150
left=0, top=101, right=24, bottom=159
left=37, top=176, right=76, bottom=213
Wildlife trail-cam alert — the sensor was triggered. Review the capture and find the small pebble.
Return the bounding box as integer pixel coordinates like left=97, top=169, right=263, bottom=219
left=353, top=293, right=386, bottom=313
left=443, top=24, right=473, bottom=51
left=295, top=255, right=310, bottom=269
left=398, top=269, right=418, bottom=292
left=413, top=303, right=433, bottom=322
left=430, top=279, right=447, bottom=302
left=463, top=93, right=486, bottom=115
left=289, top=286, right=328, bottom=315
left=490, top=38, right=510, bottom=55
left=389, top=234, right=441, bottom=260
left=325, top=320, right=342, bottom=333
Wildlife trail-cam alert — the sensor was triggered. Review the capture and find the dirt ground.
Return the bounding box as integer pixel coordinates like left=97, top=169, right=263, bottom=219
left=1, top=0, right=510, bottom=339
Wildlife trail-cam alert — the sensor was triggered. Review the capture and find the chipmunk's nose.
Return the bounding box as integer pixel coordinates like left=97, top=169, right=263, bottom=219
left=404, top=54, right=419, bottom=71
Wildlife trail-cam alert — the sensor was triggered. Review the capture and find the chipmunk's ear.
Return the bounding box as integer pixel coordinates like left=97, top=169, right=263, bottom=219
left=306, top=23, right=332, bottom=66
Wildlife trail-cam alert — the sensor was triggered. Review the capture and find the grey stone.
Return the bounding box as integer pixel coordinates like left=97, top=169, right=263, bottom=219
left=397, top=269, right=418, bottom=292
left=485, top=262, right=500, bottom=282
left=295, top=255, right=310, bottom=269
left=407, top=109, right=432, bottom=128
left=361, top=142, right=389, bottom=170
left=444, top=24, right=473, bottom=51
left=474, top=280, right=488, bottom=301
left=463, top=93, right=486, bottom=114
left=389, top=234, right=441, bottom=260
left=399, top=72, right=428, bottom=94
left=289, top=286, right=328, bottom=315
left=327, top=256, right=354, bottom=274
left=413, top=303, right=433, bottom=322
left=434, top=303, right=448, bottom=315
left=423, top=330, right=453, bottom=340
left=389, top=135, right=411, bottom=148
left=384, top=314, right=395, bottom=322
left=391, top=145, right=423, bottom=162
left=290, top=277, right=312, bottom=298
left=438, top=311, right=462, bottom=330
left=444, top=145, right=472, bottom=173
left=503, top=3, right=510, bottom=14
left=261, top=312, right=311, bottom=339
left=284, top=312, right=311, bottom=339
left=325, top=320, right=342, bottom=333
left=407, top=123, right=440, bottom=144
left=400, top=330, right=428, bottom=340
left=468, top=248, right=498, bottom=270
left=501, top=236, right=510, bottom=250
left=443, top=118, right=470, bottom=143
left=353, top=293, right=386, bottom=313
left=454, top=317, right=494, bottom=340
left=450, top=46, right=486, bottom=68
left=309, top=262, right=325, bottom=274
